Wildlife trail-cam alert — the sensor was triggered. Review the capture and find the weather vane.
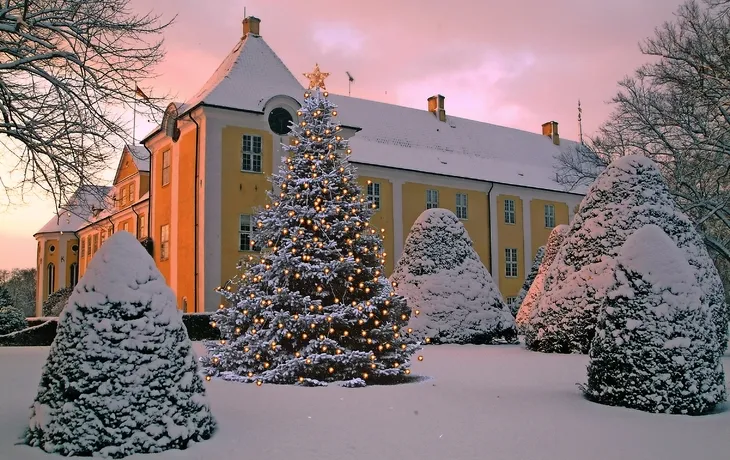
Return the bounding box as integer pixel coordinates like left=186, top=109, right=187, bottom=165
left=304, top=63, right=330, bottom=90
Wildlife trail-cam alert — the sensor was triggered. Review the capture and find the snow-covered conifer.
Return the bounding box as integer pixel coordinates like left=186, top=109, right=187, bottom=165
left=516, top=224, right=569, bottom=334
left=203, top=84, right=419, bottom=387
left=25, top=232, right=215, bottom=458
left=391, top=209, right=516, bottom=344
left=528, top=155, right=727, bottom=354
left=0, top=284, right=12, bottom=307
left=583, top=225, right=726, bottom=414
left=0, top=305, right=26, bottom=335
left=512, top=246, right=545, bottom=316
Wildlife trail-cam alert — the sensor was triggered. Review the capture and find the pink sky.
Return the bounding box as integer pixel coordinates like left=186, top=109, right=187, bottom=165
left=0, top=0, right=685, bottom=270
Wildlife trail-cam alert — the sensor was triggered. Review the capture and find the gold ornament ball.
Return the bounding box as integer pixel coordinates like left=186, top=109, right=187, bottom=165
left=418, top=355, right=424, bottom=361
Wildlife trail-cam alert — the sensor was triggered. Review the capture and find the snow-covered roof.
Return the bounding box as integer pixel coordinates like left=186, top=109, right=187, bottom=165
left=160, top=30, right=587, bottom=194
left=126, top=145, right=150, bottom=172
left=34, top=186, right=112, bottom=236
left=180, top=34, right=303, bottom=114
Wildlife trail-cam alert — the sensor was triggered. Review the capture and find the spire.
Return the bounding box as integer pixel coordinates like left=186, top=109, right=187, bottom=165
left=578, top=99, right=584, bottom=145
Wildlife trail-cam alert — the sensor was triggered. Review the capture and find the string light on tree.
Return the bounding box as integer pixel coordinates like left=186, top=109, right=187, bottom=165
left=201, top=64, right=421, bottom=387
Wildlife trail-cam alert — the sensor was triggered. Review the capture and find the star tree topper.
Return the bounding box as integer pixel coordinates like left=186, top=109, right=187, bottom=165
left=304, top=63, right=330, bottom=90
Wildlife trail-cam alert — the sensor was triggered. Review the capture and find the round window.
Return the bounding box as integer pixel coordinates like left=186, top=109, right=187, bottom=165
left=268, top=107, right=293, bottom=135
left=49, top=245, right=55, bottom=253
left=72, top=244, right=79, bottom=253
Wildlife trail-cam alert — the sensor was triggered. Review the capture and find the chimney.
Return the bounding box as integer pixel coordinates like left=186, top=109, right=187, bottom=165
left=427, top=94, right=446, bottom=122
left=243, top=16, right=261, bottom=38
left=541, top=121, right=560, bottom=145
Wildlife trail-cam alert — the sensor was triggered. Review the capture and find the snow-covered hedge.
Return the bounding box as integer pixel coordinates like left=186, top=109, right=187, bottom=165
left=0, top=305, right=27, bottom=335
left=582, top=225, right=726, bottom=414
left=391, top=209, right=516, bottom=344
left=516, top=225, right=569, bottom=334
left=512, top=246, right=545, bottom=316
left=528, top=156, right=727, bottom=354
left=25, top=232, right=216, bottom=458
left=41, top=286, right=73, bottom=317
left=0, top=320, right=57, bottom=346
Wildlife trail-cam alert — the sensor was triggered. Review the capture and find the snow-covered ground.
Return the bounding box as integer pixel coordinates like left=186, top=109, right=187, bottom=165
left=2, top=343, right=729, bottom=460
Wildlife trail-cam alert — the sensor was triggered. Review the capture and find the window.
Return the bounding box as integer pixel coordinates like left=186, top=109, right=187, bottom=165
left=268, top=108, right=293, bottom=135
left=80, top=240, right=85, bottom=258
left=504, top=199, right=515, bottom=224
left=86, top=236, right=91, bottom=258
left=426, top=189, right=439, bottom=209
left=242, top=134, right=263, bottom=172
left=121, top=187, right=128, bottom=207
left=162, top=149, right=171, bottom=186
left=506, top=296, right=518, bottom=309
left=129, top=182, right=135, bottom=202
left=505, top=248, right=518, bottom=278
left=456, top=193, right=468, bottom=219
left=367, top=182, right=381, bottom=210
left=160, top=224, right=170, bottom=261
left=239, top=214, right=260, bottom=251
left=544, top=204, right=555, bottom=228
left=69, top=263, right=78, bottom=287
left=92, top=234, right=98, bottom=256
left=138, top=215, right=147, bottom=238
left=100, top=230, right=106, bottom=246
left=122, top=222, right=129, bottom=232
left=47, top=263, right=55, bottom=295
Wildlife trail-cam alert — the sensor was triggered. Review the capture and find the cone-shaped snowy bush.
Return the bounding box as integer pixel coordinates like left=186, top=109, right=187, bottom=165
left=25, top=232, right=215, bottom=458
left=583, top=225, right=726, bottom=414
left=528, top=156, right=727, bottom=354
left=516, top=224, right=569, bottom=334
left=512, top=246, right=545, bottom=316
left=391, top=209, right=516, bottom=344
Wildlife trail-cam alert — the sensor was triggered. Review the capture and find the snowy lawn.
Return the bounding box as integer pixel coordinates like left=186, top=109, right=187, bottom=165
left=2, top=343, right=729, bottom=460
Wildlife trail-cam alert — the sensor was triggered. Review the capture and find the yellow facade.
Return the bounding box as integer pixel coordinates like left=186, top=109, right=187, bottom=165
left=530, top=199, right=570, bottom=260
left=496, top=194, right=525, bottom=298
left=402, top=182, right=491, bottom=271
left=42, top=239, right=60, bottom=299
left=152, top=142, right=173, bottom=283
left=220, top=125, right=274, bottom=288
left=357, top=176, right=395, bottom=274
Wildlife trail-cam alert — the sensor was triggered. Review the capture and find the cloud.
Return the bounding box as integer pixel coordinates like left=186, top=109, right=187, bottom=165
left=311, top=22, right=366, bottom=55
left=395, top=50, right=537, bottom=127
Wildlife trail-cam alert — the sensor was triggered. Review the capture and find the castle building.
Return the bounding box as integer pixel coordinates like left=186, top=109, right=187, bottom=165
left=33, top=16, right=586, bottom=316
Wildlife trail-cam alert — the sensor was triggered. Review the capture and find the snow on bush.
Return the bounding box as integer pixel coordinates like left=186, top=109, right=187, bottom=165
left=0, top=305, right=27, bottom=335
left=512, top=246, right=545, bottom=316
left=42, top=286, right=73, bottom=317
left=583, top=225, right=726, bottom=414
left=527, top=155, right=727, bottom=354
left=25, top=232, right=216, bottom=458
left=391, top=209, right=516, bottom=344
left=516, top=225, right=569, bottom=334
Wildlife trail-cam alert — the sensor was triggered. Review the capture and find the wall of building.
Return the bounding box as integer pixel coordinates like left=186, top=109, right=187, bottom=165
left=495, top=194, right=526, bottom=299
left=357, top=176, right=395, bottom=274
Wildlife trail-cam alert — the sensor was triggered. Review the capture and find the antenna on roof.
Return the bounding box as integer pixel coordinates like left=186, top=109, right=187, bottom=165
left=346, top=71, right=354, bottom=96
left=578, top=99, right=584, bottom=144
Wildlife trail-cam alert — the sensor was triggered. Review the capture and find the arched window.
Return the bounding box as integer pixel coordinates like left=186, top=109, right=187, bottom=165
left=69, top=263, right=78, bottom=287
left=47, top=263, right=55, bottom=295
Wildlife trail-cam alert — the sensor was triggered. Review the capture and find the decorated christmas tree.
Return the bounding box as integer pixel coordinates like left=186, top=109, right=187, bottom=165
left=391, top=208, right=516, bottom=344
left=512, top=246, right=545, bottom=316
left=202, top=65, right=420, bottom=387
left=25, top=232, right=215, bottom=458
left=583, top=225, right=726, bottom=414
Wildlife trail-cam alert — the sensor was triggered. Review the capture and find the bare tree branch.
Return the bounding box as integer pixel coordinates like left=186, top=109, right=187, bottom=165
left=0, top=0, right=174, bottom=213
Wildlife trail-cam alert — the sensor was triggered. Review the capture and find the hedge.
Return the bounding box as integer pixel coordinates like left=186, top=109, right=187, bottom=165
left=0, top=312, right=219, bottom=346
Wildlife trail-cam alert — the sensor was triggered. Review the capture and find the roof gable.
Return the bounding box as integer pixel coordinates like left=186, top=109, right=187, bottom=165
left=182, top=35, right=303, bottom=114
left=113, top=145, right=150, bottom=184
left=35, top=186, right=112, bottom=235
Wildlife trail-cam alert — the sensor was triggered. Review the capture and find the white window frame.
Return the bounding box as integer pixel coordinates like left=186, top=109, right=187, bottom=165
left=506, top=296, right=518, bottom=309
left=426, top=189, right=439, bottom=209
left=544, top=204, right=556, bottom=228
left=239, top=214, right=260, bottom=251
left=456, top=193, right=468, bottom=219
left=504, top=199, right=515, bottom=224
left=242, top=134, right=263, bottom=173
left=367, top=182, right=381, bottom=210
left=47, top=263, right=55, bottom=295
left=138, top=215, right=146, bottom=238
left=160, top=224, right=170, bottom=261
left=161, top=150, right=171, bottom=186
left=505, top=248, right=518, bottom=278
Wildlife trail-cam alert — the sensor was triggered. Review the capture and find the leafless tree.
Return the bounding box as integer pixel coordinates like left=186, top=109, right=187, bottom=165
left=556, top=0, right=730, bottom=280
left=0, top=0, right=173, bottom=211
